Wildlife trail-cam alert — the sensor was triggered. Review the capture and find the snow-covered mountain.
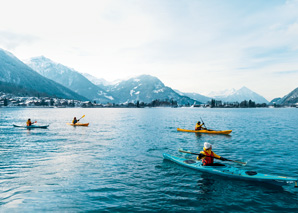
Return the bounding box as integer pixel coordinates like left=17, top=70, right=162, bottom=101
left=208, top=88, right=236, bottom=98
left=105, top=75, right=197, bottom=105
left=175, top=90, right=211, bottom=104
left=26, top=56, right=115, bottom=103
left=0, top=49, right=87, bottom=100
left=208, top=87, right=268, bottom=103
left=270, top=87, right=298, bottom=105
left=82, top=73, right=112, bottom=86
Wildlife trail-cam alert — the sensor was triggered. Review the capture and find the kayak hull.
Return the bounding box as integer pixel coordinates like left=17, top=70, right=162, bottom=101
left=67, top=123, right=89, bottom=126
left=13, top=124, right=49, bottom=129
left=177, top=128, right=232, bottom=135
left=163, top=153, right=297, bottom=186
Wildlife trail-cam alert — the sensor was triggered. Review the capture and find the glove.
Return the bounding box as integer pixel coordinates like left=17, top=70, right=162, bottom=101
left=220, top=157, right=228, bottom=161
left=198, top=153, right=205, bottom=159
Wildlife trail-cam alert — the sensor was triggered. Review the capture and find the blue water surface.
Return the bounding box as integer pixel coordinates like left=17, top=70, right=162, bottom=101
left=0, top=107, right=298, bottom=212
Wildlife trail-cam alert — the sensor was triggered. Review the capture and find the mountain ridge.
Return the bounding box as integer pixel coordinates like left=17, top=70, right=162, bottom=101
left=26, top=56, right=115, bottom=103
left=0, top=49, right=87, bottom=100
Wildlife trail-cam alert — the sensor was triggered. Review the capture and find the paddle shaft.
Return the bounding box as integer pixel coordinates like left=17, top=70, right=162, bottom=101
left=78, top=115, right=85, bottom=121
left=200, top=117, right=207, bottom=129
left=200, top=117, right=214, bottom=131
left=179, top=150, right=246, bottom=165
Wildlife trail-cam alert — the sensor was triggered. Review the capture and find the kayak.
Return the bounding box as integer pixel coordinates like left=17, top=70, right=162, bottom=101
left=163, top=153, right=298, bottom=187
left=177, top=128, right=232, bottom=135
left=66, top=123, right=89, bottom=126
left=13, top=124, right=49, bottom=129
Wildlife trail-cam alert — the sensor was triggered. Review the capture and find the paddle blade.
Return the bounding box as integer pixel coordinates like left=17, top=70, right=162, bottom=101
left=78, top=115, right=85, bottom=121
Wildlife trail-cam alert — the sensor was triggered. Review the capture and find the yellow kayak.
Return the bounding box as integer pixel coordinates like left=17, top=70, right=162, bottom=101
left=177, top=128, right=232, bottom=135
left=67, top=123, right=89, bottom=126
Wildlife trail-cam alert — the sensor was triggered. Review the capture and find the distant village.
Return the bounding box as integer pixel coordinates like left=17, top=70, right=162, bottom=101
left=1, top=92, right=297, bottom=108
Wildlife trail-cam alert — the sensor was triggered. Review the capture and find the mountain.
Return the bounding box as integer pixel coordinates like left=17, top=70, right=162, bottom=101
left=105, top=75, right=197, bottom=105
left=26, top=56, right=115, bottom=103
left=270, top=87, right=298, bottom=105
left=208, top=87, right=268, bottom=103
left=82, top=73, right=112, bottom=86
left=0, top=49, right=87, bottom=100
left=175, top=90, right=211, bottom=104
left=269, top=97, right=281, bottom=105
left=208, top=88, right=236, bottom=98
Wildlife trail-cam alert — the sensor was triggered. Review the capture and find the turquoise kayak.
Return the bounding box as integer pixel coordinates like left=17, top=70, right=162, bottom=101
left=13, top=124, right=49, bottom=129
left=163, top=153, right=297, bottom=187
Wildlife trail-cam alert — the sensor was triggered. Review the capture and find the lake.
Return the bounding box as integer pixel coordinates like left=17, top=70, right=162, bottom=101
left=0, top=107, right=298, bottom=212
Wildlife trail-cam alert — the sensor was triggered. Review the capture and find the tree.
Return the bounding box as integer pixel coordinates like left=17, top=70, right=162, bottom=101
left=211, top=99, right=216, bottom=108
left=4, top=98, right=8, bottom=106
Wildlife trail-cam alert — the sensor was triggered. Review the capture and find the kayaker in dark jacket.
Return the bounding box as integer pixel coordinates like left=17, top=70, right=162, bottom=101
left=72, top=117, right=78, bottom=124
left=195, top=121, right=206, bottom=130
left=197, top=142, right=227, bottom=166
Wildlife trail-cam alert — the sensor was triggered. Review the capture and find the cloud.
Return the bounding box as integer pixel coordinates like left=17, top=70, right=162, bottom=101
left=0, top=31, right=38, bottom=50
left=0, top=0, right=298, bottom=100
left=274, top=70, right=298, bottom=75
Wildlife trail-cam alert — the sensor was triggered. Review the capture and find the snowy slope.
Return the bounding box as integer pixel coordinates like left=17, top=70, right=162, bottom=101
left=272, top=87, right=298, bottom=105
left=105, top=75, right=197, bottom=105
left=208, top=87, right=268, bottom=103
left=175, top=90, right=211, bottom=104
left=26, top=56, right=116, bottom=103
left=0, top=49, right=87, bottom=100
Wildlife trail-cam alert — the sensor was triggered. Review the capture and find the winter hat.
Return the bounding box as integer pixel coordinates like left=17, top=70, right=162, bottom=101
left=204, top=142, right=212, bottom=149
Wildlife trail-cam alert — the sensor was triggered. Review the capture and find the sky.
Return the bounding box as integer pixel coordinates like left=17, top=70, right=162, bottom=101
left=1, top=0, right=298, bottom=101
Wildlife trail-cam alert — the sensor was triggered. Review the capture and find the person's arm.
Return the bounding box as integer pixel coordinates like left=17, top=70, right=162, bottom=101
left=195, top=124, right=203, bottom=130
left=196, top=151, right=206, bottom=160
left=213, top=152, right=221, bottom=159
left=213, top=152, right=228, bottom=161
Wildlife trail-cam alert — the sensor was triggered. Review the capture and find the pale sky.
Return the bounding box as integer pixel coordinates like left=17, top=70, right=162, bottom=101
left=1, top=0, right=298, bottom=101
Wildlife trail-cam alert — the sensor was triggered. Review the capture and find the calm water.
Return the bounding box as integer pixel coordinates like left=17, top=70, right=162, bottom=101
left=0, top=107, right=298, bottom=212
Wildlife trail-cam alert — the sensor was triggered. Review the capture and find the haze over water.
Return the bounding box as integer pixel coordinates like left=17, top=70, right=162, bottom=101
left=1, top=107, right=298, bottom=211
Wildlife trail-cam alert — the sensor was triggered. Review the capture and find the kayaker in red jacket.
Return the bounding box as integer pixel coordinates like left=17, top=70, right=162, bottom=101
left=197, top=142, right=227, bottom=166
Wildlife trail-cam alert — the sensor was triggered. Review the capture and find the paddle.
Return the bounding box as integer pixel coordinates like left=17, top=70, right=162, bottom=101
left=200, top=117, right=216, bottom=131
left=178, top=149, right=247, bottom=165
left=78, top=115, right=85, bottom=122
left=199, top=117, right=212, bottom=131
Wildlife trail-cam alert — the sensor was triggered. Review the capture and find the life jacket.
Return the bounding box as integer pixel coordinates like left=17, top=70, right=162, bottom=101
left=195, top=123, right=202, bottom=130
left=202, top=150, right=214, bottom=165
left=72, top=119, right=77, bottom=124
left=26, top=121, right=32, bottom=126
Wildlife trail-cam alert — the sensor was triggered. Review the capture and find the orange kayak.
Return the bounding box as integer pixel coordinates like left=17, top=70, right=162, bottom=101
left=177, top=128, right=232, bottom=135
left=67, top=123, right=89, bottom=126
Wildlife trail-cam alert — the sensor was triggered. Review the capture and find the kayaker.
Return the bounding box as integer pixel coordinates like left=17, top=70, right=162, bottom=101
left=197, top=142, right=227, bottom=166
left=195, top=121, right=206, bottom=130
left=26, top=119, right=32, bottom=126
left=72, top=117, right=78, bottom=124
